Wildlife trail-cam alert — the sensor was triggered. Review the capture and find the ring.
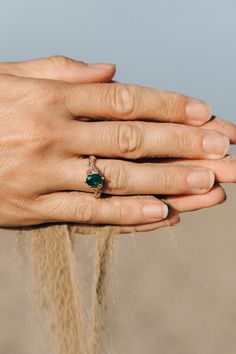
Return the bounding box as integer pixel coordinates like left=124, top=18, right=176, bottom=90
left=85, top=155, right=105, bottom=198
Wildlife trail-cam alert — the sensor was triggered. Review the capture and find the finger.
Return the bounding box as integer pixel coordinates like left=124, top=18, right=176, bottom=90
left=164, top=184, right=226, bottom=212
left=70, top=120, right=229, bottom=159
left=201, top=116, right=236, bottom=144
left=157, top=155, right=236, bottom=183
left=77, top=207, right=180, bottom=234
left=75, top=185, right=225, bottom=234
left=56, top=157, right=215, bottom=195
left=0, top=55, right=116, bottom=83
left=35, top=192, right=169, bottom=225
left=65, top=82, right=212, bottom=126
left=79, top=185, right=224, bottom=233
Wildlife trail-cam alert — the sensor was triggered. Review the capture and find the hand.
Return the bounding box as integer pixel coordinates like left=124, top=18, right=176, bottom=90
left=0, top=56, right=234, bottom=232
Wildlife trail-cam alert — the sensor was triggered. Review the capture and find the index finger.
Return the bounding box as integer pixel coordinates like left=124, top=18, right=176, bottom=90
left=65, top=83, right=212, bottom=126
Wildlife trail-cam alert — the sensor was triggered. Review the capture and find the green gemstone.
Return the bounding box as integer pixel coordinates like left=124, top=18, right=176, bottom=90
left=86, top=173, right=104, bottom=188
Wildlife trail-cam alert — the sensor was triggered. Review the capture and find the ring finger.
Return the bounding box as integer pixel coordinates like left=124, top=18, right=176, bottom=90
left=70, top=120, right=230, bottom=160
left=52, top=157, right=215, bottom=195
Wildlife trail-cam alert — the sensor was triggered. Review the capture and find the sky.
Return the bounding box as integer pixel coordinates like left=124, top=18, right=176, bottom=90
left=0, top=0, right=236, bottom=123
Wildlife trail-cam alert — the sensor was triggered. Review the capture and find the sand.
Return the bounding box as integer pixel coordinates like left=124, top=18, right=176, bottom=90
left=0, top=183, right=235, bottom=354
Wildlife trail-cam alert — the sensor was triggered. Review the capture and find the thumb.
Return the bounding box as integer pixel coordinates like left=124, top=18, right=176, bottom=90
left=0, top=55, right=116, bottom=83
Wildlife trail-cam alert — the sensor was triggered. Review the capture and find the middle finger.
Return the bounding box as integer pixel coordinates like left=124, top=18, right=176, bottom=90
left=69, top=120, right=229, bottom=160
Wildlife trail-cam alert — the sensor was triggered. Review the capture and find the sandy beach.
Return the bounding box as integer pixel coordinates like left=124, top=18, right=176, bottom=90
left=0, top=181, right=235, bottom=354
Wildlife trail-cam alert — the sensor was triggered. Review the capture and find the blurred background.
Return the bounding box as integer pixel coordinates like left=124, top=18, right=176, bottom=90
left=0, top=0, right=235, bottom=353
left=0, top=0, right=236, bottom=123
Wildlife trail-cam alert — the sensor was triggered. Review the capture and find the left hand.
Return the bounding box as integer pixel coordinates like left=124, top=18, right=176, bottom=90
left=0, top=56, right=235, bottom=233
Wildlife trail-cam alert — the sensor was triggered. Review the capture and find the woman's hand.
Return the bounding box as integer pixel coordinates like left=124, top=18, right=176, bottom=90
left=0, top=56, right=234, bottom=232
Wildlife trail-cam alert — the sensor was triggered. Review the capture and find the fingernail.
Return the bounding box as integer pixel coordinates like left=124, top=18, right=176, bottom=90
left=87, top=63, right=115, bottom=70
left=203, top=134, right=230, bottom=158
left=187, top=170, right=215, bottom=190
left=142, top=203, right=169, bottom=220
left=186, top=99, right=212, bottom=123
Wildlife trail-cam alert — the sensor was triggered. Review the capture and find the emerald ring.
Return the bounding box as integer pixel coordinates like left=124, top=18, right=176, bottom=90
left=85, top=155, right=105, bottom=198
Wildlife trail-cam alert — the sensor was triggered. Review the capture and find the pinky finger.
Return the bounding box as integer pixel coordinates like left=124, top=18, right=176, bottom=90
left=118, top=208, right=180, bottom=233
left=164, top=184, right=226, bottom=212
left=76, top=207, right=180, bottom=234
left=119, top=185, right=225, bottom=233
left=35, top=192, right=169, bottom=226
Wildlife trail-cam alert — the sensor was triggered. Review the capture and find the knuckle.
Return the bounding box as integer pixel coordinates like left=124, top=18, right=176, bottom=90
left=33, top=127, right=57, bottom=153
left=116, top=122, right=143, bottom=158
left=49, top=55, right=73, bottom=70
left=103, top=161, right=128, bottom=192
left=24, top=116, right=61, bottom=154
left=112, top=198, right=129, bottom=222
left=18, top=91, right=67, bottom=154
left=109, top=84, right=136, bottom=118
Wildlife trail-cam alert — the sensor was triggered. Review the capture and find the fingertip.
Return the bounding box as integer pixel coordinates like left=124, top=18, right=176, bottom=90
left=119, top=207, right=179, bottom=234
left=163, top=203, right=169, bottom=219
left=209, top=170, right=215, bottom=189
left=203, top=134, right=230, bottom=159
left=54, top=59, right=116, bottom=83
left=87, top=63, right=116, bottom=71
left=164, top=184, right=226, bottom=212
left=87, top=63, right=116, bottom=78
left=142, top=201, right=169, bottom=221
left=83, top=63, right=116, bottom=83
left=200, top=117, right=236, bottom=144
left=186, top=99, right=213, bottom=126
left=214, top=184, right=227, bottom=205
left=187, top=168, right=215, bottom=192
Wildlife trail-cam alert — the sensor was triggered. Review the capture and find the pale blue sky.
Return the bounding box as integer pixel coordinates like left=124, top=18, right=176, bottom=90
left=0, top=0, right=236, bottom=123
